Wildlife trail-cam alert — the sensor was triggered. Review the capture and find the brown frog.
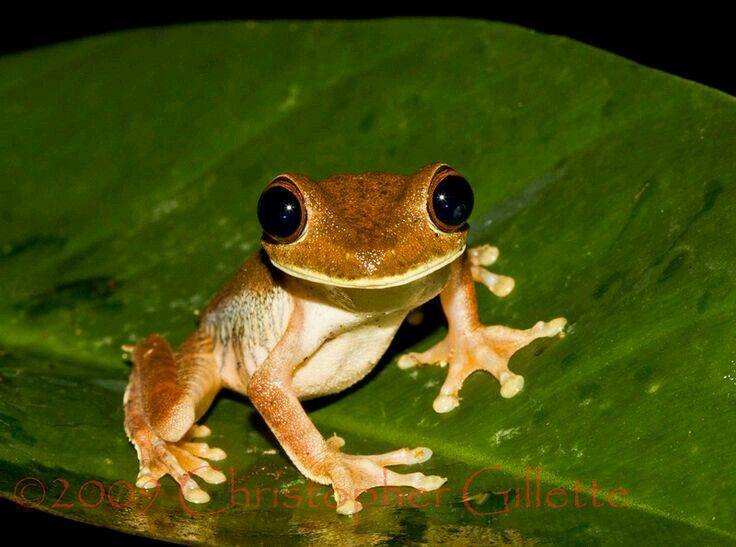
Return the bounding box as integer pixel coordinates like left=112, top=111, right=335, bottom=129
left=123, top=163, right=566, bottom=514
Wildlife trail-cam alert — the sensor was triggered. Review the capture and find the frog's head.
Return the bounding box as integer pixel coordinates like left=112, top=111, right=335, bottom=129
left=256, top=163, right=473, bottom=288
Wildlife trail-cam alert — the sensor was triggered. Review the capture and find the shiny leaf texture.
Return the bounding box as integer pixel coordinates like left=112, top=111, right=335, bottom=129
left=1, top=19, right=735, bottom=544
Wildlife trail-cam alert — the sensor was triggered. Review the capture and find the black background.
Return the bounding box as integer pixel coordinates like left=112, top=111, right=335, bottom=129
left=1, top=9, right=732, bottom=544
left=1, top=11, right=734, bottom=96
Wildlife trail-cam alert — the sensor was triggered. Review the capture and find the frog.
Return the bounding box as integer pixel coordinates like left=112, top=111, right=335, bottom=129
left=123, top=163, right=567, bottom=515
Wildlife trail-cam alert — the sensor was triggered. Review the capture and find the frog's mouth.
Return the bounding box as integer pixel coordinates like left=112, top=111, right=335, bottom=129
left=269, top=246, right=466, bottom=289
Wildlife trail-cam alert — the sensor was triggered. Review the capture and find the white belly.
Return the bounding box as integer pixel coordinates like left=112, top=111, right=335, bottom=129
left=215, top=261, right=451, bottom=398
left=292, top=312, right=405, bottom=399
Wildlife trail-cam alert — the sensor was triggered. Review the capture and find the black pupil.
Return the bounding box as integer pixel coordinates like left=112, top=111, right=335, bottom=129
left=432, top=175, right=474, bottom=228
left=257, top=185, right=303, bottom=240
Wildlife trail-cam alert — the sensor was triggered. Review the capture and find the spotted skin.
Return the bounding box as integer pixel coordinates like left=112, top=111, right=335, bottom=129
left=122, top=164, right=567, bottom=514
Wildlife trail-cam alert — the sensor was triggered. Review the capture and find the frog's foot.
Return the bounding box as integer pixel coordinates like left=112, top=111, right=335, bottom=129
left=323, top=435, right=446, bottom=515
left=132, top=423, right=227, bottom=503
left=468, top=244, right=515, bottom=297
left=399, top=318, right=567, bottom=413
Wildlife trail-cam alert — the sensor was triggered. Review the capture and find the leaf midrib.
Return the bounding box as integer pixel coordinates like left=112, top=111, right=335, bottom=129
left=2, top=303, right=735, bottom=542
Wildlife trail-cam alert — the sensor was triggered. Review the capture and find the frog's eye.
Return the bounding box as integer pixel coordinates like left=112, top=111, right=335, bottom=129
left=257, top=178, right=307, bottom=243
left=427, top=168, right=474, bottom=232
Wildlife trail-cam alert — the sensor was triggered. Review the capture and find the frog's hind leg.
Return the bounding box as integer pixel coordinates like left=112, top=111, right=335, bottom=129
left=124, top=333, right=226, bottom=503
left=399, top=252, right=566, bottom=413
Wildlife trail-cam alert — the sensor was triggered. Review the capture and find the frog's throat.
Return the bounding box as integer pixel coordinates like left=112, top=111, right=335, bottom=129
left=269, top=246, right=466, bottom=289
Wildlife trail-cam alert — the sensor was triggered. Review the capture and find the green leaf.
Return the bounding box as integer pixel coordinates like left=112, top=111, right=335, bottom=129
left=1, top=19, right=735, bottom=544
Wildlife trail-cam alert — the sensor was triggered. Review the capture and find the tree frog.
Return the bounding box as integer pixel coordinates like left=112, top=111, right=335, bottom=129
left=123, top=163, right=566, bottom=514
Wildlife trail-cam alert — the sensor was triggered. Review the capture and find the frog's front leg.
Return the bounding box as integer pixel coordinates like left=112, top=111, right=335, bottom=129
left=399, top=250, right=566, bottom=413
left=123, top=332, right=227, bottom=502
left=468, top=244, right=515, bottom=297
left=247, top=302, right=446, bottom=515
